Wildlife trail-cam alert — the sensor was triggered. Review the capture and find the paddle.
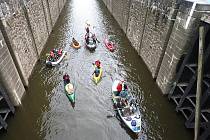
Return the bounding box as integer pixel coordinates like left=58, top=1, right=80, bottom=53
left=108, top=108, right=123, bottom=111
left=110, top=76, right=114, bottom=81
left=107, top=114, right=116, bottom=118
left=96, top=38, right=100, bottom=43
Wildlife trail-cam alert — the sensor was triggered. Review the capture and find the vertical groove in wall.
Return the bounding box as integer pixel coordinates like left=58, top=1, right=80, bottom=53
left=125, top=0, right=131, bottom=34
left=57, top=0, right=60, bottom=14
left=0, top=69, right=21, bottom=106
left=138, top=0, right=151, bottom=53
left=19, top=0, right=39, bottom=59
left=46, top=0, right=53, bottom=27
left=41, top=0, right=49, bottom=35
left=154, top=0, right=180, bottom=79
left=0, top=19, right=28, bottom=87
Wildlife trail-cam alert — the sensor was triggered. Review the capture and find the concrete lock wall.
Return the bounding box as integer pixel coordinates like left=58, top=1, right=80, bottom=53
left=101, top=0, right=210, bottom=94
left=0, top=30, right=25, bottom=106
left=0, top=0, right=67, bottom=106
left=156, top=1, right=201, bottom=94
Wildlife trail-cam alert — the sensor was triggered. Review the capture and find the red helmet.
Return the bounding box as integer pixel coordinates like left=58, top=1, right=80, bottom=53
left=95, top=60, right=101, bottom=66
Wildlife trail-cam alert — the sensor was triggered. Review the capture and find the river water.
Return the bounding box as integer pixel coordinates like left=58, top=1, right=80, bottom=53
left=0, top=0, right=193, bottom=139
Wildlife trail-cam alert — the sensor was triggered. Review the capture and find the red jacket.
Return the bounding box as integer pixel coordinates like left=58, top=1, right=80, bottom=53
left=50, top=51, right=55, bottom=57
left=117, top=83, right=122, bottom=92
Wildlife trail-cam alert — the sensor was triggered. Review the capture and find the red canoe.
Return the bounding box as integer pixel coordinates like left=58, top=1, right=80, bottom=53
left=104, top=39, right=115, bottom=52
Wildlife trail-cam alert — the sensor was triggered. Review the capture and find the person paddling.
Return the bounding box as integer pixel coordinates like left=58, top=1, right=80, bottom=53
left=72, top=38, right=79, bottom=46
left=63, top=73, right=70, bottom=85
left=95, top=60, right=101, bottom=67
left=93, top=65, right=100, bottom=77
left=119, top=83, right=128, bottom=98
left=49, top=50, right=55, bottom=62
left=116, top=81, right=123, bottom=96
left=92, top=60, right=101, bottom=77
left=58, top=48, right=62, bottom=57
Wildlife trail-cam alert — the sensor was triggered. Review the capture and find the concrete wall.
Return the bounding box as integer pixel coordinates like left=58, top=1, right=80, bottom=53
left=42, top=0, right=53, bottom=34
left=24, top=0, right=49, bottom=54
left=156, top=1, right=201, bottom=94
left=140, top=0, right=173, bottom=78
left=127, top=0, right=146, bottom=53
left=156, top=2, right=210, bottom=94
left=0, top=0, right=67, bottom=106
left=0, top=30, right=25, bottom=106
left=101, top=0, right=210, bottom=94
left=102, top=0, right=174, bottom=78
left=48, top=0, right=60, bottom=27
left=1, top=0, right=38, bottom=84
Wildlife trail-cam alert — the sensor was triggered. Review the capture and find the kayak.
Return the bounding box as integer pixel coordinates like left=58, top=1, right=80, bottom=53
left=72, top=40, right=80, bottom=49
left=85, top=37, right=97, bottom=51
left=64, top=81, right=75, bottom=106
left=46, top=50, right=67, bottom=67
left=112, top=80, right=141, bottom=134
left=93, top=65, right=102, bottom=84
left=104, top=38, right=115, bottom=52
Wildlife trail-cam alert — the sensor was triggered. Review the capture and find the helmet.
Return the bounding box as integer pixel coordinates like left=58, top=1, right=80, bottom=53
left=95, top=60, right=101, bottom=66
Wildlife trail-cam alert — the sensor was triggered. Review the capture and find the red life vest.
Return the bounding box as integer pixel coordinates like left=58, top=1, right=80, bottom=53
left=58, top=49, right=62, bottom=56
left=117, top=83, right=122, bottom=92
left=50, top=51, right=54, bottom=57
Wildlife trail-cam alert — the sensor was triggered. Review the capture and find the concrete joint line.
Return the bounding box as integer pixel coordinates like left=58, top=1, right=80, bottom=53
left=19, top=0, right=39, bottom=59
left=46, top=0, right=53, bottom=27
left=41, top=0, right=49, bottom=35
left=0, top=18, right=28, bottom=87
left=193, top=10, right=210, bottom=13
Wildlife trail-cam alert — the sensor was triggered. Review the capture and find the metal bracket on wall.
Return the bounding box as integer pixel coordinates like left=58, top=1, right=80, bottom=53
left=0, top=87, right=15, bottom=130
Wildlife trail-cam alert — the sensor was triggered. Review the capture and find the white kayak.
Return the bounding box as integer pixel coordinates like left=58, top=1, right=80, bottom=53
left=46, top=51, right=67, bottom=66
left=112, top=80, right=142, bottom=134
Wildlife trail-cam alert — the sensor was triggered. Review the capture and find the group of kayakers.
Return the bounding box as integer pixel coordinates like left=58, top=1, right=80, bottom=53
left=85, top=25, right=97, bottom=44
left=48, top=48, right=63, bottom=62
left=114, top=81, right=131, bottom=109
left=63, top=59, right=101, bottom=85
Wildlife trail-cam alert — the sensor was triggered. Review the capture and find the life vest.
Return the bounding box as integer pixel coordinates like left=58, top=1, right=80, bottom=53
left=58, top=49, right=62, bottom=56
left=50, top=51, right=54, bottom=57
left=117, top=83, right=122, bottom=92
left=95, top=68, right=100, bottom=74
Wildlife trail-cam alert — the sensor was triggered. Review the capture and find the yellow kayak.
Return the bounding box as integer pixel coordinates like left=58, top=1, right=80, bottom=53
left=93, top=66, right=102, bottom=84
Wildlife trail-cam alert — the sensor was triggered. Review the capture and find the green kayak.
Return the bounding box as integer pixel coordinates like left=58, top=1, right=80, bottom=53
left=64, top=82, right=75, bottom=107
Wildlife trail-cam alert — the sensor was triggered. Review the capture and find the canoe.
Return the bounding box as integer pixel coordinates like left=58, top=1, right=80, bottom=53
left=112, top=80, right=141, bottom=134
left=93, top=65, right=102, bottom=84
left=72, top=41, right=80, bottom=49
left=64, top=81, right=75, bottom=105
left=85, top=33, right=97, bottom=51
left=104, top=38, right=115, bottom=52
left=46, top=50, right=67, bottom=67
left=85, top=37, right=97, bottom=51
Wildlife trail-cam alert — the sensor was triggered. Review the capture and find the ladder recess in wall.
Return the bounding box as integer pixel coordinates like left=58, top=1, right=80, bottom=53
left=168, top=24, right=210, bottom=140
left=0, top=87, right=15, bottom=130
